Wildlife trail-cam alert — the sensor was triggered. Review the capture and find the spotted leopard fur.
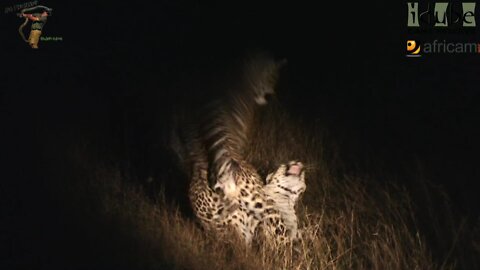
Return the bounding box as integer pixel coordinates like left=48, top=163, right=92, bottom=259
left=186, top=51, right=305, bottom=245
left=264, top=161, right=306, bottom=241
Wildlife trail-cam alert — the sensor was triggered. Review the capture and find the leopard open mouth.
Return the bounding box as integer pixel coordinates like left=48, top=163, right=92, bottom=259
left=286, top=161, right=303, bottom=176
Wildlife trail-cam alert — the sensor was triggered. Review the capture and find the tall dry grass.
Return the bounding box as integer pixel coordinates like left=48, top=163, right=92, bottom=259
left=46, top=100, right=478, bottom=270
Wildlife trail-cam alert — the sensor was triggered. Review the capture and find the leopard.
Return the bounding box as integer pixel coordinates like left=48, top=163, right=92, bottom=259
left=264, top=161, right=306, bottom=241
left=189, top=149, right=306, bottom=245
left=185, top=51, right=306, bottom=245
left=189, top=143, right=288, bottom=244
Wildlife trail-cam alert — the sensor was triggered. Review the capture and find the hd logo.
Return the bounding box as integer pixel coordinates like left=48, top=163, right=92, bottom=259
left=406, top=40, right=421, bottom=57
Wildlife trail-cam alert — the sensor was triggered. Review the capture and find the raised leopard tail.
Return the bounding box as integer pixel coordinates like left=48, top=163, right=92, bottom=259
left=202, top=52, right=287, bottom=186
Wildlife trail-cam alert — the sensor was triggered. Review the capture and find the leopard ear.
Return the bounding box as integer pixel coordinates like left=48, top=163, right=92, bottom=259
left=300, top=171, right=306, bottom=183
left=266, top=172, right=274, bottom=184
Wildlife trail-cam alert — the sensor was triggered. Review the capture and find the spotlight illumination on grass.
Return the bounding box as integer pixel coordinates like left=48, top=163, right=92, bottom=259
left=46, top=103, right=478, bottom=270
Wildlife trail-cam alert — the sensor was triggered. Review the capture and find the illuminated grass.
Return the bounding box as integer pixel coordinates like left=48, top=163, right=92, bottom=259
left=53, top=102, right=477, bottom=269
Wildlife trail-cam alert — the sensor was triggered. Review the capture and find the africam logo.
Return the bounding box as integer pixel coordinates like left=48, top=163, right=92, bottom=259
left=406, top=40, right=422, bottom=57
left=406, top=39, right=480, bottom=56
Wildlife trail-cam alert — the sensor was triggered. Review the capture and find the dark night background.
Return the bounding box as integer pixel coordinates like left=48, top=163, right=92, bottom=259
left=1, top=0, right=479, bottom=269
